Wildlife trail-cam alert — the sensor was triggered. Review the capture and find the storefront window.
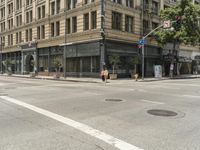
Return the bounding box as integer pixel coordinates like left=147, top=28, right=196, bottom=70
left=92, top=56, right=100, bottom=72
left=66, top=56, right=100, bottom=73
left=39, top=56, right=48, bottom=72
left=66, top=57, right=80, bottom=72
left=50, top=55, right=63, bottom=72
left=82, top=57, right=90, bottom=72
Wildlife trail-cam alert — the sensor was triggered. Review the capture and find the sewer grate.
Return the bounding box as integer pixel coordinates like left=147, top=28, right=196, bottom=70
left=147, top=109, right=178, bottom=117
left=105, top=99, right=123, bottom=102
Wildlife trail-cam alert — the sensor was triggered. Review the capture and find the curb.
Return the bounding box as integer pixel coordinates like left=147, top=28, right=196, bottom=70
left=138, top=76, right=200, bottom=82
left=0, top=74, right=100, bottom=83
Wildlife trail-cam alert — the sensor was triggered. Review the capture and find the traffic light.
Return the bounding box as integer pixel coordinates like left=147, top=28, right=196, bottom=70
left=175, top=16, right=181, bottom=30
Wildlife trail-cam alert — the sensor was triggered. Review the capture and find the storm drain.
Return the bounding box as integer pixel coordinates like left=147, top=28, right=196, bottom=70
left=147, top=109, right=178, bottom=117
left=105, top=99, right=123, bottom=102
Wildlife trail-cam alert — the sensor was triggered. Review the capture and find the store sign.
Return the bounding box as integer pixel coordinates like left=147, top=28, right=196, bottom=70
left=21, top=42, right=37, bottom=50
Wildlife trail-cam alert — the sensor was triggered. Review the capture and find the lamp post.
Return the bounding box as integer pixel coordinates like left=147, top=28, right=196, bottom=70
left=100, top=0, right=105, bottom=70
left=63, top=8, right=67, bottom=78
left=0, top=42, right=4, bottom=74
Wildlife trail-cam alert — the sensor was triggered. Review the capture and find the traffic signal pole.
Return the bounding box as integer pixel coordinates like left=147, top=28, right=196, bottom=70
left=141, top=20, right=177, bottom=80
left=141, top=23, right=165, bottom=80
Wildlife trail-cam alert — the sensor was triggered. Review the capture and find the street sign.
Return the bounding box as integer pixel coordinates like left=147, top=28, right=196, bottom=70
left=138, top=39, right=144, bottom=45
left=163, top=20, right=171, bottom=28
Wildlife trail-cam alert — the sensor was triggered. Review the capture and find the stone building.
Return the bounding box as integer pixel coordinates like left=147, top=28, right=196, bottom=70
left=0, top=0, right=199, bottom=77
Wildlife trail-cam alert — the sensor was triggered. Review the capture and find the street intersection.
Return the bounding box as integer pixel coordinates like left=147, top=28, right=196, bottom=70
left=0, top=76, right=200, bottom=150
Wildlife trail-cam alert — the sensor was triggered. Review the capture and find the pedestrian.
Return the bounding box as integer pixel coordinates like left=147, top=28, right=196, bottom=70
left=134, top=73, right=138, bottom=81
left=100, top=69, right=105, bottom=82
left=104, top=68, right=109, bottom=83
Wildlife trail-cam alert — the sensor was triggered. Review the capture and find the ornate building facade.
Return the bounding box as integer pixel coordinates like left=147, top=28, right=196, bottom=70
left=0, top=0, right=199, bottom=77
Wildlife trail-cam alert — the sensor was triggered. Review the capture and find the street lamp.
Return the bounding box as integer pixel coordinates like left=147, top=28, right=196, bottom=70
left=0, top=42, right=4, bottom=74
left=100, top=0, right=105, bottom=70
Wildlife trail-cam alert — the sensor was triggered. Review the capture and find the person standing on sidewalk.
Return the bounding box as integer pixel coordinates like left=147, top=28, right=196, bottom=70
left=104, top=68, right=109, bottom=83
left=100, top=69, right=105, bottom=82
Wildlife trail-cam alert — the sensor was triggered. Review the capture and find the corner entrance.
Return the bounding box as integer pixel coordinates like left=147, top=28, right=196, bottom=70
left=25, top=55, right=34, bottom=73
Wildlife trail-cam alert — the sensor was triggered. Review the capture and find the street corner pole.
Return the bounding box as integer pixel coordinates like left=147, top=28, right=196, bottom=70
left=63, top=9, right=67, bottom=78
left=140, top=23, right=165, bottom=80
left=142, top=41, right=144, bottom=80
left=100, top=0, right=105, bottom=71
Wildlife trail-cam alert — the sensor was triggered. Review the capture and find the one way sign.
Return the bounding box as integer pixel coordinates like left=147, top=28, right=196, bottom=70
left=138, top=39, right=145, bottom=45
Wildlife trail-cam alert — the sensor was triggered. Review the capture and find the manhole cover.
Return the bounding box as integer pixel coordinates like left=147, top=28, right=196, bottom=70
left=147, top=109, right=178, bottom=117
left=105, top=99, right=123, bottom=102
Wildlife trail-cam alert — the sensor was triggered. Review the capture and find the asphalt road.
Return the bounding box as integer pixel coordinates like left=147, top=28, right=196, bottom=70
left=0, top=76, right=200, bottom=150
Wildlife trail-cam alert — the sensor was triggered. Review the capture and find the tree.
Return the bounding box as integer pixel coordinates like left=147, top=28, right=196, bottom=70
left=108, top=54, right=121, bottom=74
left=127, top=56, right=139, bottom=74
left=53, top=59, right=62, bottom=78
left=3, top=59, right=13, bottom=75
left=155, top=0, right=200, bottom=45
left=154, top=0, right=200, bottom=77
left=53, top=59, right=62, bottom=73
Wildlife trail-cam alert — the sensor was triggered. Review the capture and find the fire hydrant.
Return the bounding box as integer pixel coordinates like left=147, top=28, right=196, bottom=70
left=134, top=73, right=138, bottom=81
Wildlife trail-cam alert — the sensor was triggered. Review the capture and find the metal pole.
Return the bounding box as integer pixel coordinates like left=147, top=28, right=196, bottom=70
left=142, top=41, right=144, bottom=80
left=63, top=9, right=67, bottom=78
left=141, top=23, right=165, bottom=80
left=141, top=0, right=144, bottom=80
left=0, top=44, right=2, bottom=74
left=100, top=0, right=105, bottom=70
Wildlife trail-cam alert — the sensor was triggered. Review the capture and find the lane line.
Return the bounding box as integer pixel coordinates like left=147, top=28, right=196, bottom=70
left=141, top=99, right=164, bottom=105
left=163, top=83, right=200, bottom=87
left=0, top=96, right=143, bottom=150
left=149, top=85, right=180, bottom=90
left=183, top=95, right=200, bottom=98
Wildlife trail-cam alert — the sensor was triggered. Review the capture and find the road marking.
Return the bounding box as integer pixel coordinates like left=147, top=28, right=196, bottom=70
left=183, top=95, right=200, bottom=98
left=129, top=89, right=136, bottom=91
left=137, top=89, right=146, bottom=92
left=149, top=85, right=180, bottom=90
left=141, top=99, right=164, bottom=105
left=0, top=96, right=143, bottom=150
left=163, top=83, right=200, bottom=87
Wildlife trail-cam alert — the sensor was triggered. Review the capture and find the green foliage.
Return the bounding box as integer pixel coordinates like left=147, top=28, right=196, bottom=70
left=108, top=54, right=120, bottom=66
left=108, top=54, right=121, bottom=74
left=53, top=59, right=62, bottom=72
left=127, top=56, right=139, bottom=69
left=154, top=0, right=200, bottom=46
left=3, top=59, right=14, bottom=73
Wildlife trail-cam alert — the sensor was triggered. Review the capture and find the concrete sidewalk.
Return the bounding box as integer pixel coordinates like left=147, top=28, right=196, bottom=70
left=0, top=73, right=200, bottom=83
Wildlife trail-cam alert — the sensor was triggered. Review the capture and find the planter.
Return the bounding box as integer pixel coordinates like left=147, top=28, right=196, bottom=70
left=30, top=72, right=36, bottom=78
left=131, top=74, right=135, bottom=79
left=109, top=74, right=117, bottom=80
left=7, top=72, right=12, bottom=76
left=54, top=73, right=60, bottom=79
